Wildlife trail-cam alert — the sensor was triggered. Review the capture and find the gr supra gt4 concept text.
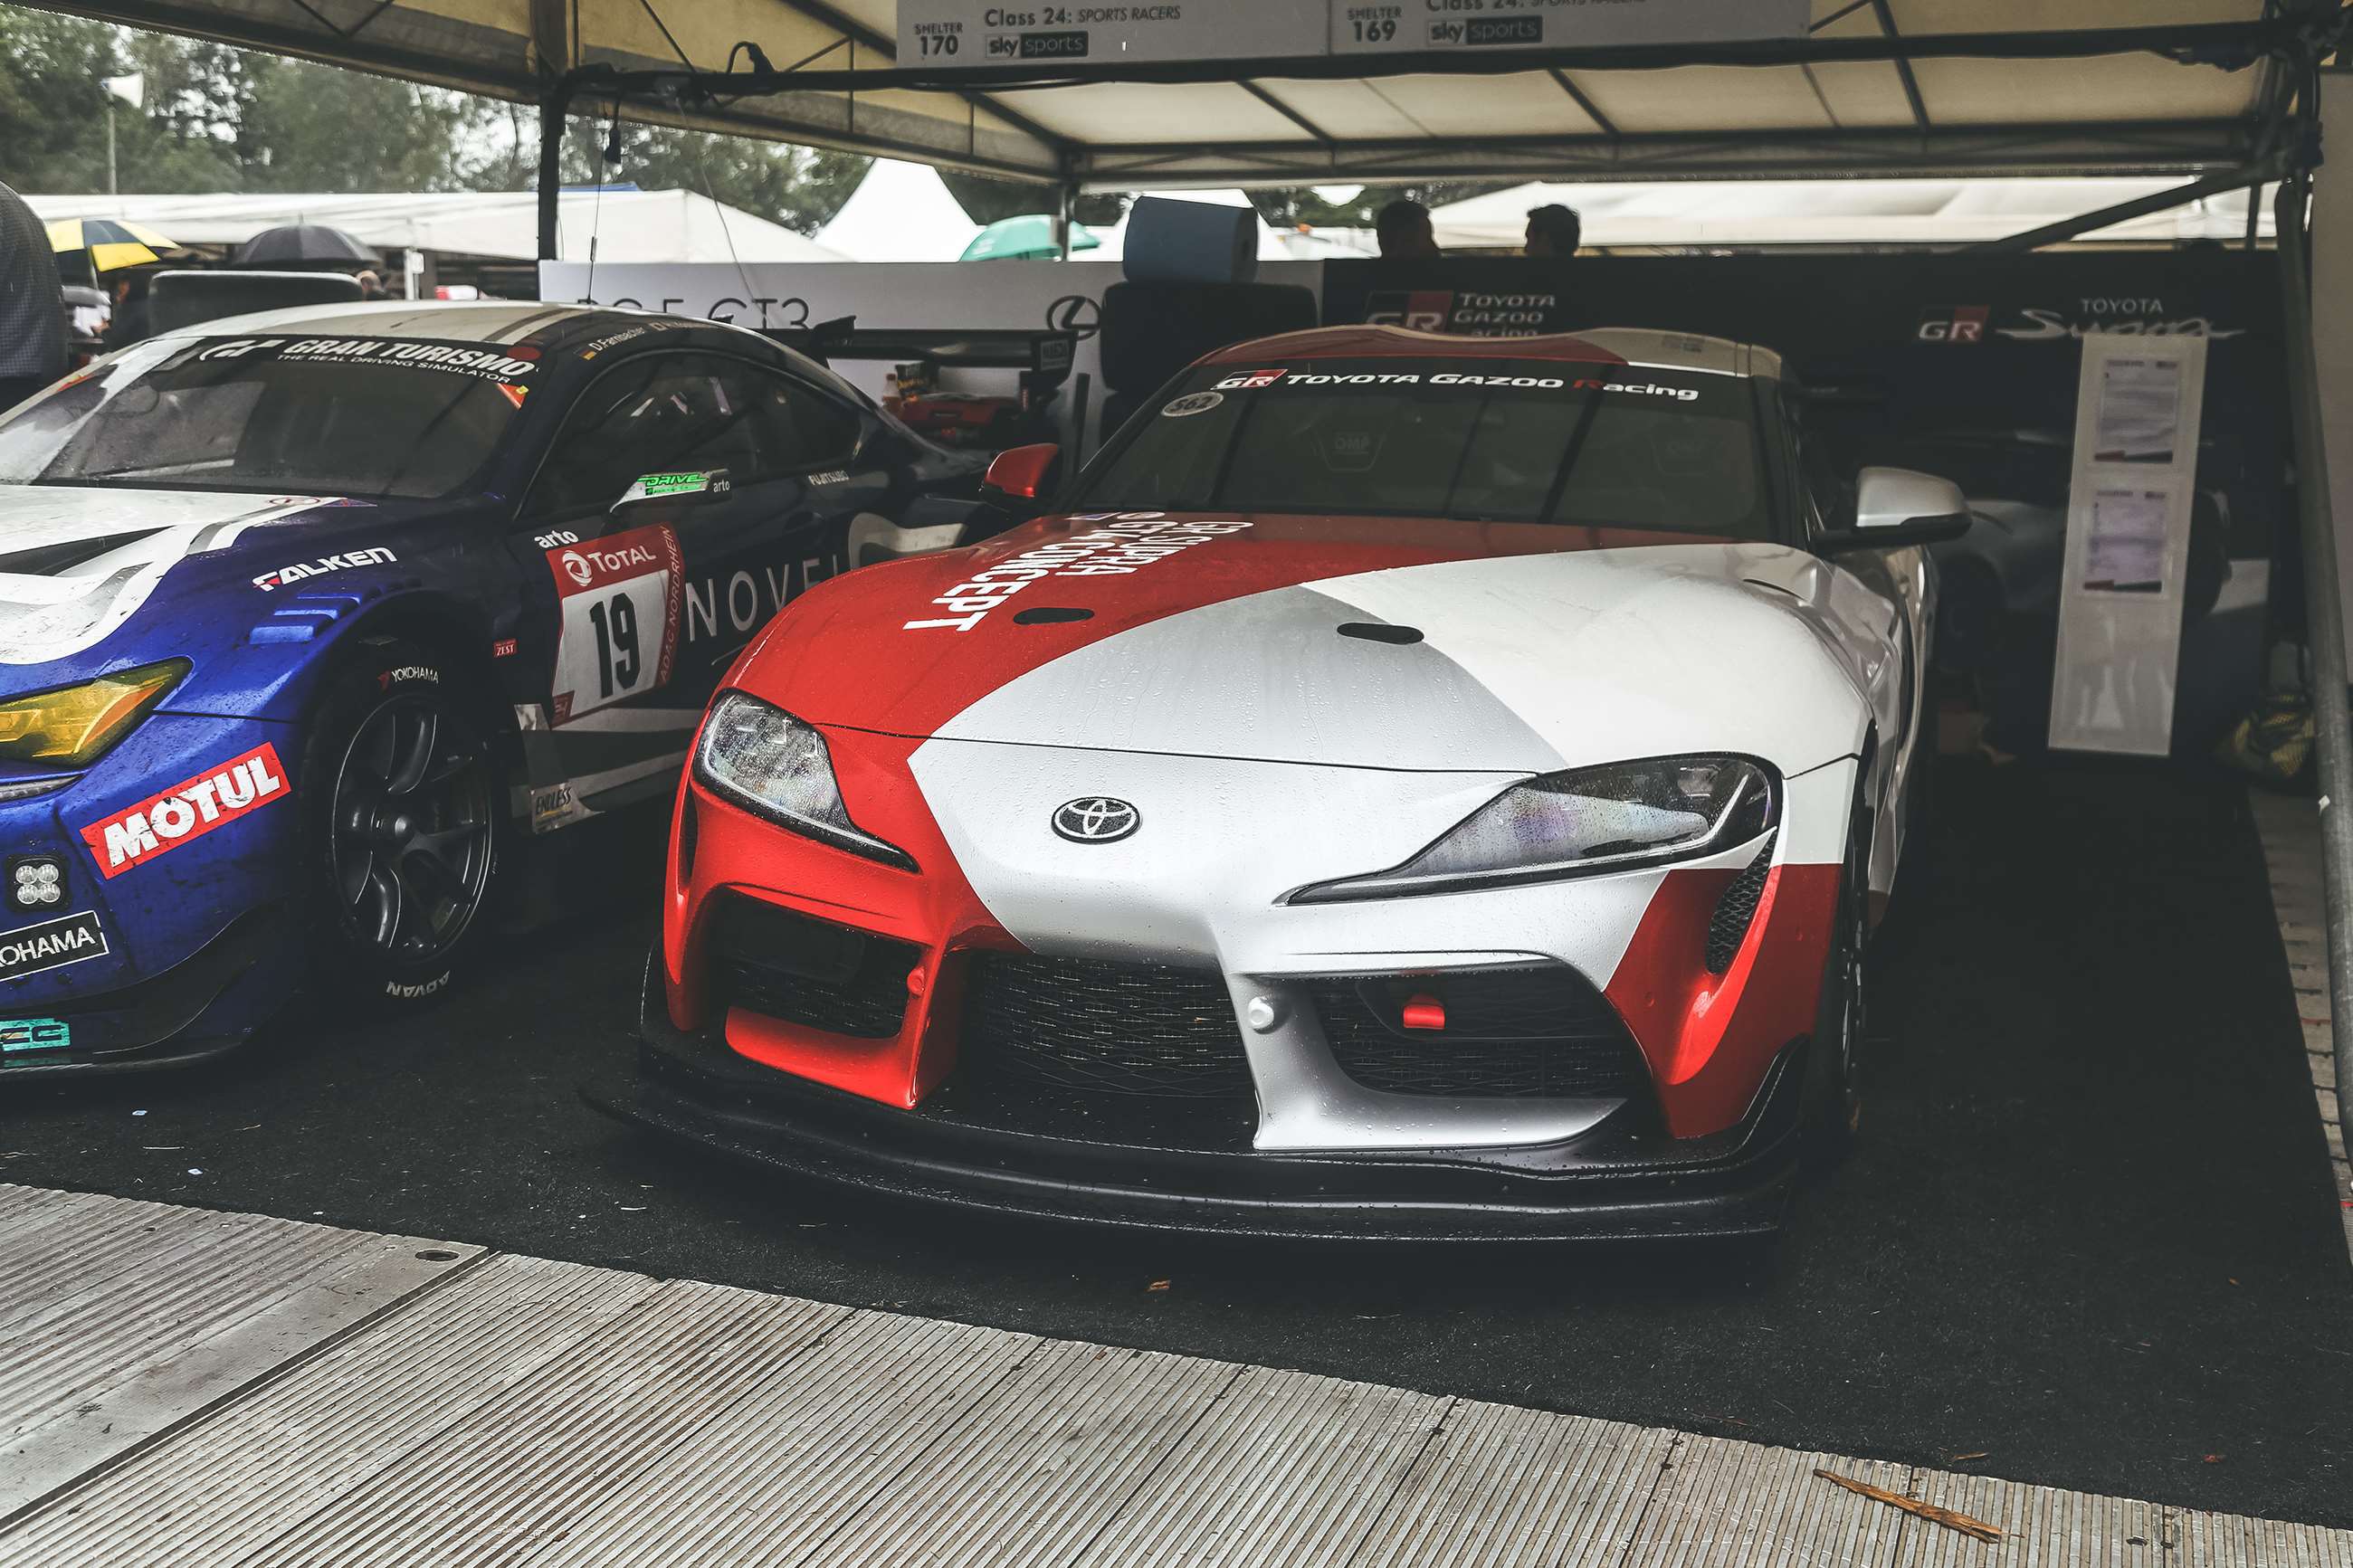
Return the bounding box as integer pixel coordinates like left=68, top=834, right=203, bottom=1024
left=0, top=300, right=983, bottom=1075
left=622, top=326, right=1967, bottom=1240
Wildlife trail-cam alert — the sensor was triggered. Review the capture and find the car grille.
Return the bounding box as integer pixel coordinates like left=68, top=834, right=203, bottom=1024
left=961, top=954, right=1252, bottom=1098
left=1705, top=832, right=1778, bottom=974
left=960, top=953, right=1648, bottom=1105
left=708, top=895, right=919, bottom=1041
left=1307, top=969, right=1650, bottom=1099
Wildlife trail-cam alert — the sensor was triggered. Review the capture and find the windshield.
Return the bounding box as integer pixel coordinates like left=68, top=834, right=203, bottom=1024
left=0, top=334, right=532, bottom=499
left=1075, top=356, right=1774, bottom=537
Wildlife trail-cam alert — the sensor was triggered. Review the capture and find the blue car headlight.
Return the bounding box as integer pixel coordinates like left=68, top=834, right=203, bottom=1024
left=1290, top=755, right=1777, bottom=904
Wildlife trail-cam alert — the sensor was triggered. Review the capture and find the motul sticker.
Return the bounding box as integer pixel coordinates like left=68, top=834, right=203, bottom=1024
left=79, top=742, right=291, bottom=879
left=0, top=912, right=107, bottom=984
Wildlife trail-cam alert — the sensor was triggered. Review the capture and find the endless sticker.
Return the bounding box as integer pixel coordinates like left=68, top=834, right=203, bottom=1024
left=79, top=743, right=290, bottom=879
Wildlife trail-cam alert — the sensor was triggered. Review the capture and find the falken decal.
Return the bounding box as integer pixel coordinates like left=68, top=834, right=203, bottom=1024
left=0, top=911, right=109, bottom=984
left=80, top=742, right=291, bottom=879
left=252, top=546, right=397, bottom=592
left=904, top=516, right=1252, bottom=632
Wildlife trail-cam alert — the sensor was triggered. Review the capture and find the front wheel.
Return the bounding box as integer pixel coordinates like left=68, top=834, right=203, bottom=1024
left=300, top=640, right=501, bottom=1005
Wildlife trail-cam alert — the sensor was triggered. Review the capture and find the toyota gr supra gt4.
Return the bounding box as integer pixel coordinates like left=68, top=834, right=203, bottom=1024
left=0, top=300, right=985, bottom=1075
left=616, top=325, right=1968, bottom=1240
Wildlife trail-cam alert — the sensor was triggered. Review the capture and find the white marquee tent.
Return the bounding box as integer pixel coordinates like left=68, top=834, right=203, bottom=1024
left=26, top=188, right=843, bottom=265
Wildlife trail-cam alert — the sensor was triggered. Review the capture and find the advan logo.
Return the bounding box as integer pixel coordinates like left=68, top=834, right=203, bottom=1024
left=79, top=743, right=290, bottom=879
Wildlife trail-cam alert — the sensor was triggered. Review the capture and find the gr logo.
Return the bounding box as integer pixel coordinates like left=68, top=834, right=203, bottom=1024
left=1918, top=306, right=1990, bottom=345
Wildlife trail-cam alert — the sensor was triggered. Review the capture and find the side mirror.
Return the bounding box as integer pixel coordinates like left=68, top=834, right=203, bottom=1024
left=612, top=468, right=731, bottom=515
left=1818, top=466, right=1973, bottom=553
left=982, top=442, right=1061, bottom=503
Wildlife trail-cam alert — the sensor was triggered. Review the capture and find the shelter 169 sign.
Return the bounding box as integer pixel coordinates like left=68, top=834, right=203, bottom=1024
left=897, top=0, right=1805, bottom=69
left=1332, top=0, right=1809, bottom=55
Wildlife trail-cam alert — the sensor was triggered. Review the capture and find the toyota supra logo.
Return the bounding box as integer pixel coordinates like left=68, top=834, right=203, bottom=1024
left=1053, top=797, right=1138, bottom=843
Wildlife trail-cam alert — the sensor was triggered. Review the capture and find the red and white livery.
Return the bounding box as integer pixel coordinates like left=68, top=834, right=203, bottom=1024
left=615, top=327, right=1964, bottom=1240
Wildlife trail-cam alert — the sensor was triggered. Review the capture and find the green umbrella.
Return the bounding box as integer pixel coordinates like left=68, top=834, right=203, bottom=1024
left=960, top=214, right=1102, bottom=261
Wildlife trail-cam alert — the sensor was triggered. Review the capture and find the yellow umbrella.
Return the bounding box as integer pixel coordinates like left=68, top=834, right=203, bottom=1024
left=47, top=216, right=178, bottom=272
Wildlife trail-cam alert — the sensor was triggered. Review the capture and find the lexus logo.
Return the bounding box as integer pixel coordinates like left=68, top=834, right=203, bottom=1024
left=1053, top=797, right=1138, bottom=843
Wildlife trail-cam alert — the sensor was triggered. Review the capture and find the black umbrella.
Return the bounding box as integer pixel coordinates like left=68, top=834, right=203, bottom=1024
left=232, top=223, right=383, bottom=269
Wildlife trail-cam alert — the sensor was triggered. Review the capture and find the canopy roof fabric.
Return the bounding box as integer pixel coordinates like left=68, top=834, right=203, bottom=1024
left=1427, top=176, right=2282, bottom=251
left=24, top=189, right=844, bottom=263
left=21, top=1, right=2329, bottom=189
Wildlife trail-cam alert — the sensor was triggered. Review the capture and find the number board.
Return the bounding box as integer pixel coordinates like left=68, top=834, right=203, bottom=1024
left=544, top=525, right=684, bottom=726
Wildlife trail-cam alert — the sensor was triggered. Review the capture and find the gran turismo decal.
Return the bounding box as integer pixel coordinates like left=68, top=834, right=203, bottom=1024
left=252, top=546, right=397, bottom=591
left=277, top=337, right=540, bottom=379
left=79, top=742, right=291, bottom=879
left=0, top=1017, right=71, bottom=1053
left=0, top=911, right=109, bottom=984
left=904, top=516, right=1252, bottom=632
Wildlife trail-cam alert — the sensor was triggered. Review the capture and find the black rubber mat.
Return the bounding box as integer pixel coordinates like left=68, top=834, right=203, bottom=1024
left=8, top=757, right=2348, bottom=1523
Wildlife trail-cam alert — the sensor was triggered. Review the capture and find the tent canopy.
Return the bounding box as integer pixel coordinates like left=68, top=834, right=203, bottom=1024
left=24, top=189, right=844, bottom=263
left=21, top=2, right=2330, bottom=191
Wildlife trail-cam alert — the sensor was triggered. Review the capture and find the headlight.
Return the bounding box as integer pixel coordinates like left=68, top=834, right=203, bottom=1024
left=1290, top=755, right=1775, bottom=904
left=0, top=660, right=187, bottom=768
left=693, top=691, right=914, bottom=870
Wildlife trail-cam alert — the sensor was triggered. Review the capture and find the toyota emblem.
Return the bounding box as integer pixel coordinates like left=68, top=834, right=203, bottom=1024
left=1053, top=797, right=1138, bottom=843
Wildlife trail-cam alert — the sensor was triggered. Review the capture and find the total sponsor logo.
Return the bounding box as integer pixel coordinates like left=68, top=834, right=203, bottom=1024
left=904, top=515, right=1252, bottom=632
left=557, top=541, right=659, bottom=590
left=252, top=546, right=397, bottom=592
left=78, top=743, right=290, bottom=879
left=0, top=911, right=108, bottom=985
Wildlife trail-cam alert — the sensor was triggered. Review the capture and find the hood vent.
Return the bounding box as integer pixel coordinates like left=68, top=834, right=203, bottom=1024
left=1337, top=622, right=1423, bottom=645
left=0, top=528, right=167, bottom=579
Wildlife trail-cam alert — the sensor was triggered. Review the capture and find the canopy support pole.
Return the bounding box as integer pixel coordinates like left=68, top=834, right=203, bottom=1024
left=2274, top=158, right=2353, bottom=1160
left=1056, top=178, right=1078, bottom=261
left=537, top=71, right=577, bottom=266
left=1967, top=163, right=2278, bottom=254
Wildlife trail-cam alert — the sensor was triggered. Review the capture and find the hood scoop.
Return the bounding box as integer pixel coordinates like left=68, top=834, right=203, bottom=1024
left=1012, top=605, right=1093, bottom=625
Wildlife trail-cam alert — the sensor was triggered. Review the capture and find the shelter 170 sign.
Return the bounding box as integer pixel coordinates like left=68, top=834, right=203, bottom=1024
left=897, top=0, right=1805, bottom=69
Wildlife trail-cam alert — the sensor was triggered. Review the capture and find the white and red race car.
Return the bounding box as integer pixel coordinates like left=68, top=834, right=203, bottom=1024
left=611, top=325, right=1967, bottom=1240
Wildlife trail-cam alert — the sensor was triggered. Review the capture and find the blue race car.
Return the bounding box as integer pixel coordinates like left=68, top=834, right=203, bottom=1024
left=0, top=300, right=987, bottom=1075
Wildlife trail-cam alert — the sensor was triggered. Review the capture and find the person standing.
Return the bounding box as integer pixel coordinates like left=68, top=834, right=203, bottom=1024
left=1525, top=204, right=1583, bottom=259
left=0, top=179, right=68, bottom=413
left=1376, top=198, right=1442, bottom=261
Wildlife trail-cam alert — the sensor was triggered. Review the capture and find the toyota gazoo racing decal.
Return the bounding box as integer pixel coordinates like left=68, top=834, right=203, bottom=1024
left=545, top=526, right=684, bottom=724
left=1215, top=366, right=1699, bottom=398
left=252, top=546, right=398, bottom=592
left=903, top=515, right=1251, bottom=632
left=79, top=743, right=291, bottom=879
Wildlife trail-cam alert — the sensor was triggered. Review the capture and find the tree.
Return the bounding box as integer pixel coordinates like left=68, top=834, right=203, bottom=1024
left=557, top=112, right=871, bottom=235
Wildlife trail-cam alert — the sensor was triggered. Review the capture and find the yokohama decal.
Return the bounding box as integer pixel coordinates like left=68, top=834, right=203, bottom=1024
left=79, top=742, right=290, bottom=879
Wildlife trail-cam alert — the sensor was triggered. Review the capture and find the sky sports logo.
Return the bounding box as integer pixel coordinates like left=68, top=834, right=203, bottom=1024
left=79, top=743, right=290, bottom=879
left=1919, top=306, right=1990, bottom=345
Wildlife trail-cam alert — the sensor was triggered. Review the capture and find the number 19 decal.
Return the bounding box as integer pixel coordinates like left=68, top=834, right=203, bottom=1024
left=545, top=524, right=682, bottom=725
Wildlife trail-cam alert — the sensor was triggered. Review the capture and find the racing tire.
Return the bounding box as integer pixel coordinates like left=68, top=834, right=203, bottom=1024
left=1801, top=801, right=1872, bottom=1170
left=299, top=637, right=501, bottom=1008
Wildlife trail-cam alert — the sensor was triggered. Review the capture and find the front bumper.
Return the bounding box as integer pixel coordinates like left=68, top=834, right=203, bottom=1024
left=607, top=950, right=1807, bottom=1241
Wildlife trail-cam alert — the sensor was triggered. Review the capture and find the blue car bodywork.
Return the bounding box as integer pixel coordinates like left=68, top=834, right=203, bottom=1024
left=0, top=300, right=986, bottom=1075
